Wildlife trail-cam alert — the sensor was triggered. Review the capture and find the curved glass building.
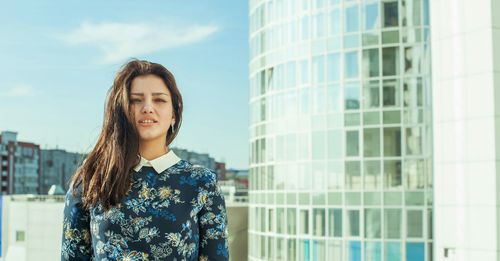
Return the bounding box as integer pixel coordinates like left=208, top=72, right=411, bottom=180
left=248, top=0, right=432, bottom=260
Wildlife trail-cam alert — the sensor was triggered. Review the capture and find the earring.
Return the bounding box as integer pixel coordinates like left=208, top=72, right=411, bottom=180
left=171, top=121, right=175, bottom=132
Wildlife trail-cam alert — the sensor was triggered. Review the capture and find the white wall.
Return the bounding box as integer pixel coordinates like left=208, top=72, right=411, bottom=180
left=431, top=0, right=500, bottom=260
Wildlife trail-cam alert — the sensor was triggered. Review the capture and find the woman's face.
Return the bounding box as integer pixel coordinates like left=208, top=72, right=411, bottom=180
left=129, top=74, right=174, bottom=145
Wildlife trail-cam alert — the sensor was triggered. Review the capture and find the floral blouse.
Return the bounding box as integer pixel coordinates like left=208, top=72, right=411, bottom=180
left=61, top=158, right=229, bottom=261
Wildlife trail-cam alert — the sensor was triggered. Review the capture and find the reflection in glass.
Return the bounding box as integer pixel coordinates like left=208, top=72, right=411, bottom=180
left=364, top=1, right=379, bottom=30
left=382, top=47, right=400, bottom=76
left=346, top=130, right=359, bottom=156
left=365, top=241, right=382, bottom=261
left=383, top=127, right=401, bottom=156
left=364, top=128, right=381, bottom=157
left=383, top=1, right=399, bottom=27
left=407, top=210, right=423, bottom=238
left=345, top=82, right=361, bottom=109
left=313, top=209, right=326, bottom=236
left=384, top=209, right=401, bottom=239
left=362, top=48, right=380, bottom=77
left=345, top=51, right=359, bottom=78
left=404, top=159, right=426, bottom=189
left=365, top=209, right=381, bottom=238
left=328, top=208, right=343, bottom=237
left=287, top=208, right=297, bottom=235
left=347, top=210, right=360, bottom=236
left=385, top=242, right=401, bottom=261
left=327, top=53, right=341, bottom=82
left=383, top=79, right=400, bottom=107
left=364, top=160, right=381, bottom=189
left=345, top=5, right=359, bottom=33
left=346, top=161, right=362, bottom=189
left=405, top=127, right=422, bottom=155
left=329, top=8, right=341, bottom=35
left=384, top=160, right=402, bottom=188
left=363, top=80, right=380, bottom=108
left=299, top=209, right=309, bottom=235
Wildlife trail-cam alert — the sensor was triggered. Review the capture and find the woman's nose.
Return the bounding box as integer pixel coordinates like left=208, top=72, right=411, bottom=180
left=142, top=102, right=153, bottom=113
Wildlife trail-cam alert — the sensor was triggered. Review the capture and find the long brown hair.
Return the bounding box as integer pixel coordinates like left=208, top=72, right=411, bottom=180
left=69, top=59, right=183, bottom=211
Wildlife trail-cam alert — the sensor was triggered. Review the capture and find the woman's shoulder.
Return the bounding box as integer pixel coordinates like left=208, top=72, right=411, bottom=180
left=177, top=159, right=218, bottom=185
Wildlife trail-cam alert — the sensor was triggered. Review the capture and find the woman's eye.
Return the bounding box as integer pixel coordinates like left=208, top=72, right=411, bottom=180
left=155, top=99, right=167, bottom=103
left=130, top=99, right=141, bottom=103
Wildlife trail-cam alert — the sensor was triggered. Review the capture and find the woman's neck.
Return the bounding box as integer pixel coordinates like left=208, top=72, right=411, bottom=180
left=138, top=140, right=169, bottom=160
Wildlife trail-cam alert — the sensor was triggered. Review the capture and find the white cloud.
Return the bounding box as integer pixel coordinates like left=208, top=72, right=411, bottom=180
left=61, top=21, right=218, bottom=64
left=2, top=84, right=36, bottom=97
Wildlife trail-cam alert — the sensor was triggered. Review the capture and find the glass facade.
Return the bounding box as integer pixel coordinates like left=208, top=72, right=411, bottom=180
left=248, top=0, right=432, bottom=260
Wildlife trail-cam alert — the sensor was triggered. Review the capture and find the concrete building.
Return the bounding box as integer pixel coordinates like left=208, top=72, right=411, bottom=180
left=40, top=149, right=86, bottom=194
left=172, top=147, right=217, bottom=170
left=248, top=0, right=432, bottom=260
left=0, top=131, right=41, bottom=195
left=430, top=0, right=500, bottom=260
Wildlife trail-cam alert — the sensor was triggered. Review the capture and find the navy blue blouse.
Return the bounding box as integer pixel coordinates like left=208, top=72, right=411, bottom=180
left=61, top=159, right=229, bottom=261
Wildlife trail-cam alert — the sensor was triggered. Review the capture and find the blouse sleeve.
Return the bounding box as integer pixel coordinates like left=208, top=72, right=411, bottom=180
left=197, top=170, right=229, bottom=260
left=61, top=184, right=93, bottom=261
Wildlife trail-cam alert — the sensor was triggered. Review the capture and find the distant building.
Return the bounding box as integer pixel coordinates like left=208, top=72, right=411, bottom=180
left=0, top=131, right=41, bottom=195
left=40, top=149, right=86, bottom=194
left=171, top=147, right=216, bottom=170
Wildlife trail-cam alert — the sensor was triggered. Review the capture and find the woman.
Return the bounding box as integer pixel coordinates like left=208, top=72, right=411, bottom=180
left=61, top=59, right=229, bottom=261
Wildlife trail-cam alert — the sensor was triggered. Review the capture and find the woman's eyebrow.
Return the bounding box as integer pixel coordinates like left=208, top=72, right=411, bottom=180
left=130, top=93, right=170, bottom=96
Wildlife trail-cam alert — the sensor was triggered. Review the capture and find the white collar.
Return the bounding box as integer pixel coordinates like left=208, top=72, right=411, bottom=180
left=133, top=149, right=181, bottom=173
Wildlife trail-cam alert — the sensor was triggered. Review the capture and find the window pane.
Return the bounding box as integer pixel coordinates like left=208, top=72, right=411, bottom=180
left=312, top=131, right=326, bottom=159
left=406, top=242, right=425, bottom=261
left=328, top=161, right=344, bottom=190
left=362, top=48, right=379, bottom=78
left=277, top=208, right=285, bottom=234
left=327, top=53, right=341, bottom=82
left=363, top=80, right=380, bottom=108
left=383, top=127, right=401, bottom=156
left=345, top=5, right=359, bottom=33
left=404, top=46, right=422, bottom=74
left=299, top=209, right=309, bottom=235
left=383, top=1, right=399, bottom=27
left=365, top=241, right=382, bottom=261
left=328, top=240, right=343, bottom=260
left=403, top=78, right=423, bottom=107
left=364, top=1, right=379, bottom=30
left=384, top=160, right=402, bottom=188
left=382, top=47, right=400, bottom=76
left=402, top=0, right=422, bottom=27
left=364, top=111, right=380, bottom=125
left=364, top=160, right=381, bottom=189
left=313, top=240, right=326, bottom=261
left=298, top=239, right=310, bottom=261
left=287, top=208, right=297, bottom=234
left=313, top=209, right=326, bottom=236
left=301, top=15, right=311, bottom=40
left=345, top=51, right=359, bottom=78
left=364, top=128, right=380, bottom=157
left=383, top=79, right=400, bottom=107
left=347, top=210, right=360, bottom=236
left=404, top=160, right=426, bottom=189
left=313, top=55, right=325, bottom=84
left=364, top=209, right=381, bottom=238
left=333, top=209, right=343, bottom=237
left=405, top=127, right=423, bottom=155
left=346, top=130, right=359, bottom=156
left=329, top=8, right=341, bottom=35
left=347, top=241, right=361, bottom=261
left=384, top=209, right=401, bottom=239
left=385, top=242, right=401, bottom=261
left=277, top=238, right=285, bottom=260
left=346, top=161, right=362, bottom=189
left=328, top=130, right=343, bottom=159
left=345, top=83, right=361, bottom=110
left=407, top=210, right=423, bottom=238
left=313, top=13, right=326, bottom=38
left=288, top=239, right=297, bottom=261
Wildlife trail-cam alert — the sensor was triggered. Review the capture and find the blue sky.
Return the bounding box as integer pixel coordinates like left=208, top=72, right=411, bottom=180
left=0, top=1, right=250, bottom=169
